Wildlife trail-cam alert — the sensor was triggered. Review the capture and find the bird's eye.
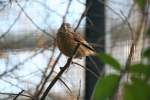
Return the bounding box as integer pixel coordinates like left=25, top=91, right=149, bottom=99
left=64, top=25, right=67, bottom=29
left=65, top=23, right=71, bottom=27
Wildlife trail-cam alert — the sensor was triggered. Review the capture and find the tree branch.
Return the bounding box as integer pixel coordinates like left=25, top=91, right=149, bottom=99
left=40, top=43, right=80, bottom=100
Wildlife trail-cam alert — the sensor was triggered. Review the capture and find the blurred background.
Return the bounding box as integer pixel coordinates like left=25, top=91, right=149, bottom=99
left=0, top=0, right=149, bottom=100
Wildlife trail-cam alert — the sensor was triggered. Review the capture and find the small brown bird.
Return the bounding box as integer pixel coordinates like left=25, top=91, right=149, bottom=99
left=56, top=23, right=95, bottom=58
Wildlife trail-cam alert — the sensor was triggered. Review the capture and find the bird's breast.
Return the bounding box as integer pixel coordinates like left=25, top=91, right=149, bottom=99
left=57, top=32, right=77, bottom=57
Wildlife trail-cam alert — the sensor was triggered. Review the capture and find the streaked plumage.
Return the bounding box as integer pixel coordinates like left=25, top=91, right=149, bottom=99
left=57, top=23, right=95, bottom=58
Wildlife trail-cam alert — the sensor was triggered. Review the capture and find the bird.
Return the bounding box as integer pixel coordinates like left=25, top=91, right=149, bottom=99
left=56, top=23, right=95, bottom=58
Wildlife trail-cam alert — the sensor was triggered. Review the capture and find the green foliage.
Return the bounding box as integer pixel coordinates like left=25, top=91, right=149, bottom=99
left=129, top=63, right=150, bottom=78
left=123, top=78, right=150, bottom=100
left=97, top=52, right=121, bottom=71
left=93, top=27, right=150, bottom=100
left=93, top=49, right=150, bottom=100
left=143, top=48, right=150, bottom=59
left=135, top=0, right=146, bottom=10
left=92, top=74, right=119, bottom=100
left=147, top=28, right=150, bottom=36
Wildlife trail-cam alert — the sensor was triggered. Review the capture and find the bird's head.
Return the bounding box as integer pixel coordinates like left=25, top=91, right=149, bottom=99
left=59, top=23, right=72, bottom=32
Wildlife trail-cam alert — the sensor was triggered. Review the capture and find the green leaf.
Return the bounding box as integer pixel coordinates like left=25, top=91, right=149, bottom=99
left=147, top=28, right=150, bottom=36
left=92, top=74, right=119, bottom=100
left=135, top=0, right=146, bottom=10
left=97, top=52, right=121, bottom=71
left=129, top=63, right=150, bottom=75
left=123, top=78, right=150, bottom=100
left=129, top=63, right=150, bottom=77
left=143, top=48, right=150, bottom=59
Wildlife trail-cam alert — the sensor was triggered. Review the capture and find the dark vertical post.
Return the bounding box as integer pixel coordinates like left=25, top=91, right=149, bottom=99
left=85, top=0, right=105, bottom=99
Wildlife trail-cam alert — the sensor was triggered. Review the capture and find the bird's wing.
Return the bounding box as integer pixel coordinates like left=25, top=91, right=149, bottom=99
left=70, top=31, right=95, bottom=52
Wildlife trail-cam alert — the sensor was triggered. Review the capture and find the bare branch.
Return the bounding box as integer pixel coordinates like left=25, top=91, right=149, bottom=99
left=111, top=2, right=149, bottom=99
left=13, top=90, right=24, bottom=100
left=14, top=0, right=55, bottom=39
left=34, top=52, right=62, bottom=98
left=59, top=78, right=72, bottom=95
left=0, top=49, right=45, bottom=78
left=40, top=43, right=80, bottom=100
left=62, top=0, right=73, bottom=23
left=0, top=92, right=34, bottom=99
left=72, top=61, right=98, bottom=78
left=0, top=0, right=28, bottom=39
left=74, top=0, right=93, bottom=31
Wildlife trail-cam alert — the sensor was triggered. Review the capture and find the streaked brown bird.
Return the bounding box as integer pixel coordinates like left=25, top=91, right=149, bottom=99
left=56, top=23, right=95, bottom=58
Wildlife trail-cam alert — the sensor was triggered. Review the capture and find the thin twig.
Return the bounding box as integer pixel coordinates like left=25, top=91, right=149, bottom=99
left=97, top=0, right=125, bottom=23
left=40, top=43, right=80, bottom=100
left=33, top=0, right=62, bottom=17
left=0, top=0, right=28, bottom=39
left=74, top=1, right=93, bottom=31
left=59, top=78, right=72, bottom=94
left=13, top=90, right=24, bottom=100
left=72, top=61, right=98, bottom=78
left=1, top=79, right=34, bottom=99
left=111, top=3, right=149, bottom=99
left=120, top=10, right=135, bottom=40
left=35, top=53, right=62, bottom=98
left=0, top=92, right=34, bottom=99
left=0, top=49, right=45, bottom=78
left=15, top=0, right=54, bottom=39
left=62, top=0, right=73, bottom=23
left=34, top=46, right=56, bottom=96
left=88, top=56, right=101, bottom=75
